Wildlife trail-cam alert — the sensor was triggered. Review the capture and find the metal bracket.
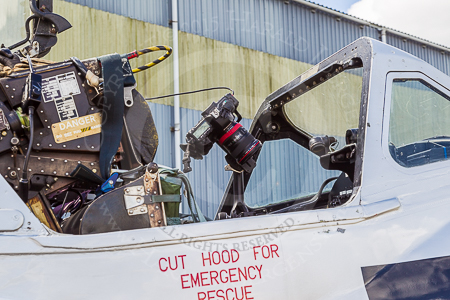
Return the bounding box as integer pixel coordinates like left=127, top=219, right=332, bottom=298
left=123, top=194, right=145, bottom=210
left=124, top=185, right=145, bottom=196
left=20, top=41, right=40, bottom=58
left=122, top=165, right=168, bottom=225
left=124, top=83, right=137, bottom=107
left=128, top=204, right=148, bottom=216
left=0, top=109, right=11, bottom=131
left=123, top=185, right=147, bottom=215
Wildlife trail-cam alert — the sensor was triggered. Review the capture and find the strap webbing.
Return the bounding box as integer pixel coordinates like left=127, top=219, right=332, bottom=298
left=151, top=194, right=181, bottom=203
left=98, top=54, right=124, bottom=179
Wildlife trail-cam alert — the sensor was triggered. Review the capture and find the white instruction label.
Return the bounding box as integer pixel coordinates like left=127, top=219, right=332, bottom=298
left=55, top=95, right=79, bottom=121
left=42, top=71, right=81, bottom=102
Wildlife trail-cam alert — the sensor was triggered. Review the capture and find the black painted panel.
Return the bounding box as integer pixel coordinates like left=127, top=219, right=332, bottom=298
left=363, top=256, right=450, bottom=300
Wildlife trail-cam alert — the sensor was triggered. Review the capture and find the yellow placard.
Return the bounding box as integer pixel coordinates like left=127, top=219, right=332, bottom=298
left=52, top=113, right=102, bottom=144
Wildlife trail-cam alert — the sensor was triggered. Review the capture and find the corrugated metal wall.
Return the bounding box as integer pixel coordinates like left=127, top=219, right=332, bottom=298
left=62, top=0, right=379, bottom=64
left=177, top=0, right=380, bottom=65
left=46, top=0, right=314, bottom=120
left=0, top=0, right=28, bottom=48
left=59, top=0, right=170, bottom=27
left=386, top=32, right=450, bottom=76
left=61, top=0, right=450, bottom=74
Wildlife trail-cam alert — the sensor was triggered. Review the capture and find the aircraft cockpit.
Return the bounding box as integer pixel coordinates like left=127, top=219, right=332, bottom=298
left=0, top=26, right=401, bottom=237
left=0, top=0, right=374, bottom=236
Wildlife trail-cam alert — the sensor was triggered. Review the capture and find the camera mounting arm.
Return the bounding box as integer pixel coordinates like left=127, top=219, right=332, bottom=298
left=8, top=0, right=72, bottom=57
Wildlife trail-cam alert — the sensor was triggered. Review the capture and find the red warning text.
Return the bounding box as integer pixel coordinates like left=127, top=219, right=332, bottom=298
left=202, top=249, right=240, bottom=266
left=181, top=265, right=263, bottom=289
left=158, top=243, right=281, bottom=299
left=197, top=285, right=254, bottom=300
left=159, top=255, right=187, bottom=272
left=252, top=245, right=279, bottom=260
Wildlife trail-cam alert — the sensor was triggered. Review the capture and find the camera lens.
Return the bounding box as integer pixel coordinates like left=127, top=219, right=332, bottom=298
left=218, top=121, right=261, bottom=165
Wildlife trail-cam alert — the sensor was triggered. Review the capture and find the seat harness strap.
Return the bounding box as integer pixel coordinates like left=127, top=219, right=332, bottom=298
left=98, top=54, right=124, bottom=179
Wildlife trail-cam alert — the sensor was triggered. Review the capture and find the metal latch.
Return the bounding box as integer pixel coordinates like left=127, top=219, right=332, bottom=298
left=124, top=82, right=137, bottom=107
left=124, top=185, right=147, bottom=216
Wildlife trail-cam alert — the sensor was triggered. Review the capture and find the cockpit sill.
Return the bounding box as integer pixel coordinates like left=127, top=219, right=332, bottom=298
left=25, top=195, right=399, bottom=252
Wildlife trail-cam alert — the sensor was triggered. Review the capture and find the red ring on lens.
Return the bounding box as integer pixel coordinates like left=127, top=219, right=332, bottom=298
left=218, top=123, right=242, bottom=145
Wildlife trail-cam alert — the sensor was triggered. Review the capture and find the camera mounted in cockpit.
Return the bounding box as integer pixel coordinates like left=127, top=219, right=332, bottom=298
left=181, top=93, right=262, bottom=174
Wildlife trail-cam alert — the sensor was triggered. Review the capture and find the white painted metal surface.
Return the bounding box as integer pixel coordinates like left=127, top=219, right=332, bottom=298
left=0, top=209, right=23, bottom=231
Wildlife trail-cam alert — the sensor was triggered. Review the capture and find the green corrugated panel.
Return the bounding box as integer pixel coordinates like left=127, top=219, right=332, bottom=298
left=3, top=1, right=362, bottom=120
left=46, top=0, right=173, bottom=103
left=0, top=0, right=29, bottom=48
left=28, top=0, right=355, bottom=121
left=177, top=31, right=314, bottom=119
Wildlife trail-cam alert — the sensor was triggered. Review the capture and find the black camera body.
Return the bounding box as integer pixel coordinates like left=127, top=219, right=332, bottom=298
left=181, top=94, right=261, bottom=173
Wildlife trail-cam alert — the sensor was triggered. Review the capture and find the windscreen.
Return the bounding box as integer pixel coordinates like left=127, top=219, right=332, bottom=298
left=244, top=68, right=363, bottom=208
left=284, top=69, right=363, bottom=147
left=389, top=79, right=450, bottom=168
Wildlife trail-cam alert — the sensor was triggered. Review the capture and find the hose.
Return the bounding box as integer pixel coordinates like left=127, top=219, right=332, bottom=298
left=127, top=46, right=172, bottom=73
left=18, top=106, right=35, bottom=202
left=145, top=87, right=235, bottom=101
left=8, top=16, right=39, bottom=51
